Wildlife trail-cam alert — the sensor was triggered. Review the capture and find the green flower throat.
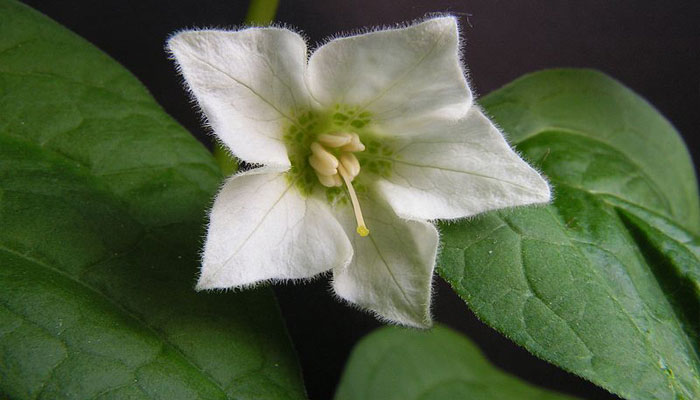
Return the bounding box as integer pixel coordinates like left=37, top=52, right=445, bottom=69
left=283, top=105, right=394, bottom=236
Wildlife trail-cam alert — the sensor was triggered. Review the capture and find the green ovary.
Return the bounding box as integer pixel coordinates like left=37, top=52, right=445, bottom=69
left=282, top=105, right=394, bottom=202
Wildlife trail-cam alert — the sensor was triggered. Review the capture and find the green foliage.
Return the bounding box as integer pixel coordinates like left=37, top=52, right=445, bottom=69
left=335, top=324, right=578, bottom=400
left=0, top=1, right=305, bottom=399
left=2, top=0, right=699, bottom=397
left=439, top=69, right=700, bottom=399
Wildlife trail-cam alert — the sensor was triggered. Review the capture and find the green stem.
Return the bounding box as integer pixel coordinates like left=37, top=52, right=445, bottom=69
left=245, top=0, right=280, bottom=25
left=213, top=0, right=280, bottom=175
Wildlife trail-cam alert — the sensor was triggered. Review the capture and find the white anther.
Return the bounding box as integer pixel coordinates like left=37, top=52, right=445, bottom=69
left=340, top=133, right=365, bottom=152
left=310, top=142, right=339, bottom=168
left=339, top=152, right=360, bottom=180
left=315, top=171, right=342, bottom=188
left=318, top=133, right=352, bottom=148
left=308, top=154, right=337, bottom=176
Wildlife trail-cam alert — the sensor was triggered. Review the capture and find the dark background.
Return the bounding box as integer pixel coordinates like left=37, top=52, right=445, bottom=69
left=21, top=1, right=699, bottom=399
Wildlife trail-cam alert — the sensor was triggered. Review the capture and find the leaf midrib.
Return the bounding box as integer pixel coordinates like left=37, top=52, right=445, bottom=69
left=559, top=182, right=698, bottom=394
left=517, top=128, right=700, bottom=365
left=516, top=126, right=674, bottom=218
left=457, top=205, right=699, bottom=398
left=552, top=181, right=698, bottom=385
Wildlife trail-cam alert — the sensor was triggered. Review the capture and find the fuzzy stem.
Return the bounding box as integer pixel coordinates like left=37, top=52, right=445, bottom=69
left=212, top=0, right=280, bottom=175
left=245, top=0, right=280, bottom=25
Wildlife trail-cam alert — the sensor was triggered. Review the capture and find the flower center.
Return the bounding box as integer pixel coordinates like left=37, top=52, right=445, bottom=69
left=308, top=133, right=369, bottom=237
left=283, top=106, right=395, bottom=236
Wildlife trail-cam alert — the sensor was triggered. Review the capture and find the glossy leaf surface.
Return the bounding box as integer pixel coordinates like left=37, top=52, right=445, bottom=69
left=335, top=325, right=578, bottom=400
left=0, top=1, right=306, bottom=398
left=439, top=69, right=700, bottom=400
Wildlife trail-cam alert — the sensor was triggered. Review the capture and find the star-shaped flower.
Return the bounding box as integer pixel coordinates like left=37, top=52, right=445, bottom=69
left=168, top=16, right=550, bottom=328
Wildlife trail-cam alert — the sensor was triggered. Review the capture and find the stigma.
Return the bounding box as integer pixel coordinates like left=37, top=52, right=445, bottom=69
left=308, top=132, right=369, bottom=237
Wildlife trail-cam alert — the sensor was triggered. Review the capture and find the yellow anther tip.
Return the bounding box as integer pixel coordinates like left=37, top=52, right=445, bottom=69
left=357, top=226, right=370, bottom=237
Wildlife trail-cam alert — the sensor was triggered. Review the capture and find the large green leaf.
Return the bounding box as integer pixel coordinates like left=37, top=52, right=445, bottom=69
left=438, top=69, right=700, bottom=400
left=335, top=325, right=578, bottom=400
left=0, top=1, right=305, bottom=399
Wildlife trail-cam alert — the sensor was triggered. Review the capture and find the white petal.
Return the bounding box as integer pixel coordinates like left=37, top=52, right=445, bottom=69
left=168, top=28, right=311, bottom=167
left=376, top=107, right=551, bottom=220
left=199, top=168, right=353, bottom=289
left=331, top=194, right=438, bottom=328
left=306, top=17, right=471, bottom=131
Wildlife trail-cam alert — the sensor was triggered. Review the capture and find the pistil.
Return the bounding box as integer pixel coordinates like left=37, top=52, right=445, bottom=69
left=338, top=163, right=369, bottom=237
left=307, top=132, right=369, bottom=237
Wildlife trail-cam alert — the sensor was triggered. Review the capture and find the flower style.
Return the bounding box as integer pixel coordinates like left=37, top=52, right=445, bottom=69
left=168, top=16, right=550, bottom=328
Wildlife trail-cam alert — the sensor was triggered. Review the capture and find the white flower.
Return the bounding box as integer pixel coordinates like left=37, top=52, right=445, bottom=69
left=168, top=16, right=550, bottom=328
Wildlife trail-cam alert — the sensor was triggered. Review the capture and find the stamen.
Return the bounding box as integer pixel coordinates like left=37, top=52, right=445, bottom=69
left=315, top=171, right=342, bottom=187
left=338, top=164, right=369, bottom=237
left=318, top=133, right=352, bottom=148
left=339, top=152, right=360, bottom=179
left=308, top=154, right=337, bottom=176
left=340, top=133, right=366, bottom=152
left=310, top=142, right=339, bottom=168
